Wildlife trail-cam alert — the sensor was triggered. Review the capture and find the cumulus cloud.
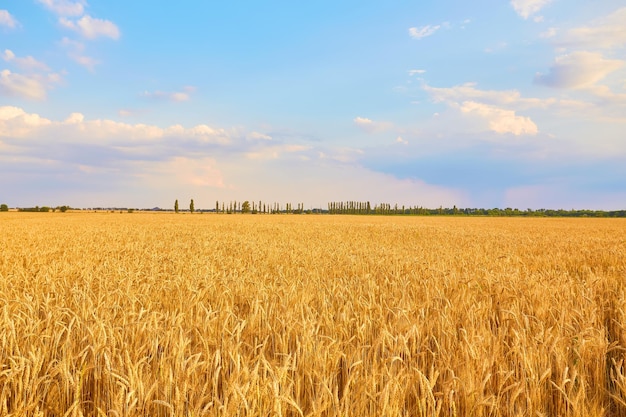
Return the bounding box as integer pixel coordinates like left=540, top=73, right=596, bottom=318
left=459, top=101, right=538, bottom=136
left=408, top=25, right=440, bottom=39
left=561, top=7, right=626, bottom=49
left=59, top=15, right=120, bottom=40
left=64, top=112, right=84, bottom=124
left=0, top=106, right=51, bottom=133
left=3, top=49, right=50, bottom=72
left=534, top=51, right=624, bottom=89
left=408, top=69, right=426, bottom=76
left=510, top=0, right=552, bottom=19
left=36, top=0, right=85, bottom=17
left=142, top=86, right=196, bottom=102
left=0, top=70, right=61, bottom=100
left=353, top=116, right=393, bottom=133
left=0, top=10, right=19, bottom=28
left=0, top=106, right=233, bottom=145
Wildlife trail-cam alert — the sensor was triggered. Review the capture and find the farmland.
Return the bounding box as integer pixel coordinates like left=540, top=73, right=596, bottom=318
left=1, top=212, right=625, bottom=416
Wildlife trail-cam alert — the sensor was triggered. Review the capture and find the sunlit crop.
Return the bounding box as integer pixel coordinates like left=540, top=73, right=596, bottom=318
left=1, top=212, right=625, bottom=416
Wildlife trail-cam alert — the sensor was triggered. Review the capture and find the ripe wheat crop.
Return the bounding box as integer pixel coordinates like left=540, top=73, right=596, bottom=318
left=1, top=212, right=625, bottom=416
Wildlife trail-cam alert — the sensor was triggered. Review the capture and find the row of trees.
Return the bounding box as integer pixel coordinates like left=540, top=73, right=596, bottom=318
left=174, top=199, right=626, bottom=217
left=2, top=200, right=624, bottom=217
left=174, top=200, right=306, bottom=214
left=6, top=205, right=71, bottom=212
left=327, top=202, right=626, bottom=217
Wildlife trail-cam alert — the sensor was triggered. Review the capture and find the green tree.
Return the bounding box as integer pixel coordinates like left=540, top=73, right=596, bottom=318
left=174, top=199, right=179, bottom=213
left=190, top=199, right=195, bottom=213
left=0, top=204, right=8, bottom=212
left=241, top=201, right=251, bottom=214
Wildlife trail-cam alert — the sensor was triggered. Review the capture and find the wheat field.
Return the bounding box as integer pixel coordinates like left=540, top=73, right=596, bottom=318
left=1, top=212, right=625, bottom=416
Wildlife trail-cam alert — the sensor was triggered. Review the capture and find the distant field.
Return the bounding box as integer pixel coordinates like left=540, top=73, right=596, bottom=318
left=1, top=213, right=625, bottom=416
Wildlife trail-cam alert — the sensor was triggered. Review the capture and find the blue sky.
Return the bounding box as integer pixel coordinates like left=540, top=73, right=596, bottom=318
left=1, top=1, right=625, bottom=209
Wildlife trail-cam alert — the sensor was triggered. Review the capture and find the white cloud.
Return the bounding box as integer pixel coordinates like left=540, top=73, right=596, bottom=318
left=584, top=84, right=626, bottom=104
left=60, top=37, right=98, bottom=71
left=59, top=15, right=120, bottom=40
left=2, top=49, right=50, bottom=72
left=0, top=70, right=61, bottom=100
left=459, top=101, right=538, bottom=136
left=408, top=25, right=440, bottom=39
left=170, top=92, right=190, bottom=102
left=72, top=54, right=99, bottom=71
left=354, top=116, right=373, bottom=126
left=37, top=0, right=85, bottom=17
left=535, top=51, right=624, bottom=89
left=118, top=109, right=146, bottom=118
left=424, top=82, right=591, bottom=111
left=510, top=0, right=552, bottom=19
left=247, top=132, right=272, bottom=141
left=64, top=112, right=84, bottom=124
left=0, top=106, right=233, bottom=145
left=0, top=106, right=52, bottom=137
left=561, top=7, right=626, bottom=49
left=408, top=69, right=426, bottom=76
left=353, top=116, right=393, bottom=133
left=425, top=82, right=523, bottom=105
left=0, top=10, right=19, bottom=28
left=176, top=124, right=231, bottom=144
left=143, top=86, right=195, bottom=102
left=245, top=144, right=310, bottom=160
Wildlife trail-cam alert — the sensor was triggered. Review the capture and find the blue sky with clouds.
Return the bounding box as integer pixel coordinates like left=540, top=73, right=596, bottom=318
left=1, top=0, right=625, bottom=209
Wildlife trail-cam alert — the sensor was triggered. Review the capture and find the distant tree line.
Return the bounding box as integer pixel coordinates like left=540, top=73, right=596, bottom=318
left=210, top=200, right=306, bottom=214
left=170, top=199, right=309, bottom=214
left=326, top=201, right=626, bottom=217
left=2, top=200, right=624, bottom=217
left=9, top=205, right=71, bottom=212
left=172, top=199, right=625, bottom=217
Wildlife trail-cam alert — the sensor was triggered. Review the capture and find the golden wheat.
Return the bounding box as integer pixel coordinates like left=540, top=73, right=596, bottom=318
left=0, top=212, right=625, bottom=416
